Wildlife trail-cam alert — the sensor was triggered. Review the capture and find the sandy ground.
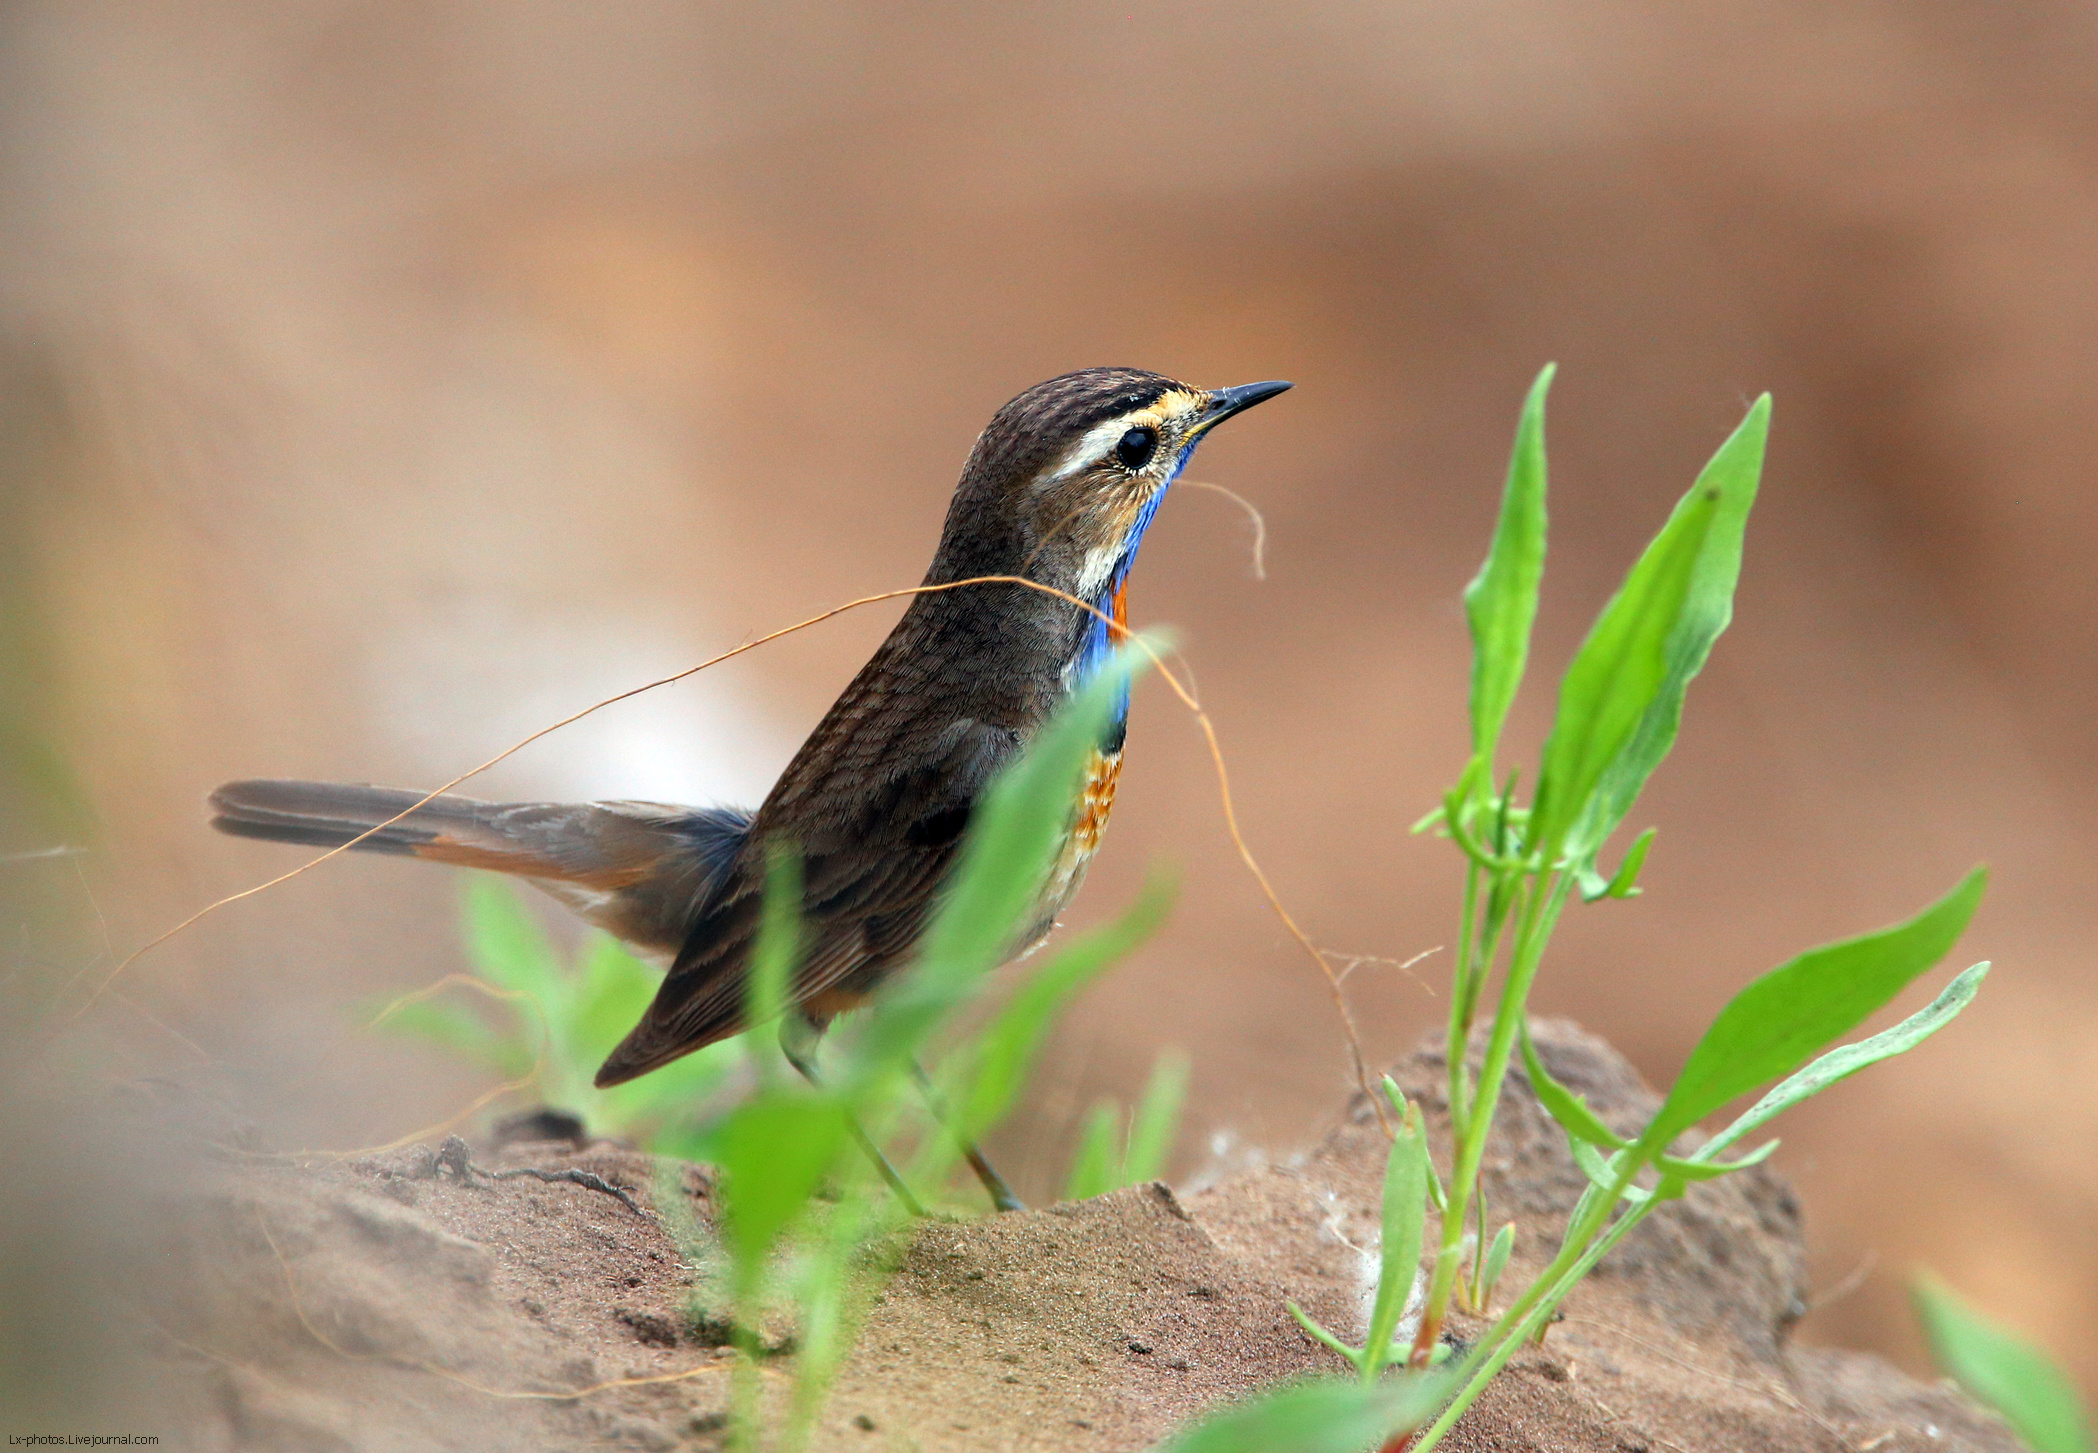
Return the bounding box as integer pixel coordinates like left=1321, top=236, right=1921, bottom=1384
left=101, top=1023, right=2022, bottom=1452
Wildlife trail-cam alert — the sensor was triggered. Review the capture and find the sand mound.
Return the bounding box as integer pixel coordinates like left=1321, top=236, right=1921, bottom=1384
left=116, top=1023, right=2020, bottom=1451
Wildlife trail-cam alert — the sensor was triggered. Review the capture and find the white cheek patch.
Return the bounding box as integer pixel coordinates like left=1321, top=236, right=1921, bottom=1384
left=1073, top=541, right=1122, bottom=599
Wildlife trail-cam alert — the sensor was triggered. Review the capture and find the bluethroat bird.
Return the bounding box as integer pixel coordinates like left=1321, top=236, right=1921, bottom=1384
left=210, top=368, right=1290, bottom=1209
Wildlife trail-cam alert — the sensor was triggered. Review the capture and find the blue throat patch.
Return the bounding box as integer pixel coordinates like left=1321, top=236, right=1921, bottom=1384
left=1072, top=436, right=1206, bottom=726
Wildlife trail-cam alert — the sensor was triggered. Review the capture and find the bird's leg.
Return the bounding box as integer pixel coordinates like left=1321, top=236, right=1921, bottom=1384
left=777, top=1014, right=926, bottom=1218
left=909, top=1058, right=1025, bottom=1213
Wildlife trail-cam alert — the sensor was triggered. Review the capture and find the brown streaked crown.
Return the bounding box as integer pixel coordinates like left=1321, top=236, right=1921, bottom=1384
left=961, top=368, right=1185, bottom=492
left=926, top=367, right=1199, bottom=587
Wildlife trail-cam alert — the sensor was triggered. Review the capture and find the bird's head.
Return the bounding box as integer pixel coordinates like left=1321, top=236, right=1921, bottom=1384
left=930, top=367, right=1291, bottom=601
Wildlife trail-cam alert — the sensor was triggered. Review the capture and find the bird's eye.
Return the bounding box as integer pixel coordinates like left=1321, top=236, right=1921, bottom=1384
left=1115, top=426, right=1158, bottom=470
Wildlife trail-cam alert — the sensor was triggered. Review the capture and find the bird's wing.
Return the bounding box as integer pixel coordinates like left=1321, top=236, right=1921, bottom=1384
left=594, top=717, right=1020, bottom=1085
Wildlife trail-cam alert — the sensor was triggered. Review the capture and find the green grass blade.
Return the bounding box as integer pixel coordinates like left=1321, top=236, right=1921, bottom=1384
left=1699, top=961, right=1990, bottom=1159
left=461, top=875, right=561, bottom=997
left=714, top=851, right=842, bottom=1315
left=1563, top=399, right=1768, bottom=861
left=1361, top=1106, right=1429, bottom=1378
left=1580, top=826, right=1656, bottom=903
left=1569, top=1140, right=1649, bottom=1203
left=367, top=995, right=530, bottom=1079
left=1287, top=1302, right=1364, bottom=1367
left=951, top=871, right=1176, bottom=1146
left=748, top=845, right=803, bottom=1036
left=598, top=1037, right=742, bottom=1144
left=741, top=847, right=805, bottom=1085
left=852, top=648, right=1141, bottom=1084
left=1383, top=1077, right=1450, bottom=1214
left=573, top=934, right=661, bottom=1063
left=1123, top=1047, right=1191, bottom=1186
left=1528, top=471, right=1719, bottom=864
left=1156, top=1370, right=1458, bottom=1453
left=1521, top=1019, right=1628, bottom=1150
left=715, top=1087, right=851, bottom=1299
left=1913, top=1274, right=2094, bottom=1453
left=1062, top=1099, right=1123, bottom=1202
left=1641, top=868, right=1986, bottom=1153
left=1463, top=365, right=1553, bottom=771
left=1481, top=1223, right=1514, bottom=1295
left=1653, top=1138, right=1779, bottom=1183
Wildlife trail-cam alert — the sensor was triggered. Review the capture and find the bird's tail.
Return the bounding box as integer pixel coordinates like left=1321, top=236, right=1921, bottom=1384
left=209, top=779, right=487, bottom=857
left=207, top=779, right=751, bottom=960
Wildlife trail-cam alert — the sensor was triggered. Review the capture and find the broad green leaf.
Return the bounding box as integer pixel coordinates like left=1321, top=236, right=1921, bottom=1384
left=715, top=1086, right=851, bottom=1295
left=461, top=875, right=561, bottom=995
left=1124, top=1046, right=1191, bottom=1186
left=1361, top=1104, right=1429, bottom=1378
left=1156, top=1370, right=1457, bottom=1453
left=1521, top=1020, right=1627, bottom=1150
left=1463, top=365, right=1552, bottom=770
left=1564, top=399, right=1768, bottom=862
left=1640, top=868, right=1986, bottom=1154
left=1913, top=1274, right=2094, bottom=1453
left=1062, top=1099, right=1123, bottom=1202
left=855, top=649, right=1141, bottom=1083
left=952, top=871, right=1175, bottom=1144
left=1529, top=475, right=1719, bottom=863
left=1701, top=961, right=1990, bottom=1159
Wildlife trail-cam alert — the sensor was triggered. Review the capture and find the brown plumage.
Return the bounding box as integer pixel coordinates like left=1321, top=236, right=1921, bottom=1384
left=208, top=781, right=750, bottom=962
left=209, top=368, right=1290, bottom=1091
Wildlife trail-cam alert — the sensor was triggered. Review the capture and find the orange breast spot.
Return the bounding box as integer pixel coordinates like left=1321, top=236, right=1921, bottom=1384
left=1072, top=748, right=1124, bottom=858
left=1029, top=746, right=1126, bottom=941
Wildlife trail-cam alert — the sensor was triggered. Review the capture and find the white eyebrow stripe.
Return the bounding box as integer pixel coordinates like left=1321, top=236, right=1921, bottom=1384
left=1040, top=416, right=1145, bottom=486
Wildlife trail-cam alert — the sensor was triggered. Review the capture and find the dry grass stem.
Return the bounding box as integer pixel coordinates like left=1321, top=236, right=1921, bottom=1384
left=63, top=573, right=1387, bottom=1129
left=1178, top=478, right=1270, bottom=579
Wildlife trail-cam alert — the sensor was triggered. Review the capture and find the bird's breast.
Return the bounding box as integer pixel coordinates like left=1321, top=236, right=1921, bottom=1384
left=1009, top=567, right=1138, bottom=952
left=1026, top=744, right=1122, bottom=948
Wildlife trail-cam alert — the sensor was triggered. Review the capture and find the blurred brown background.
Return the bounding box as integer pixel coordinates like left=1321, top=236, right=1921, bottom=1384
left=3, top=0, right=2093, bottom=1402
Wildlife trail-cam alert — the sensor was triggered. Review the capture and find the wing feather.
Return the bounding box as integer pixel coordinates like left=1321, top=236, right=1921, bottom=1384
left=594, top=717, right=1021, bottom=1085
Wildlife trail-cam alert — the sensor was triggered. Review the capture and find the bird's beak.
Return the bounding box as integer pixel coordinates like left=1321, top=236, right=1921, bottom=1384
left=1192, top=379, right=1293, bottom=437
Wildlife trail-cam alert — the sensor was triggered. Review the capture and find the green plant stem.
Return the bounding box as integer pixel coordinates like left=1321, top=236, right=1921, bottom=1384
left=1444, top=859, right=1484, bottom=1146
left=1412, top=870, right=1573, bottom=1366
left=1412, top=1159, right=1654, bottom=1453
left=728, top=1327, right=766, bottom=1453
left=1456, top=895, right=1511, bottom=1058
left=1468, top=1186, right=1488, bottom=1308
